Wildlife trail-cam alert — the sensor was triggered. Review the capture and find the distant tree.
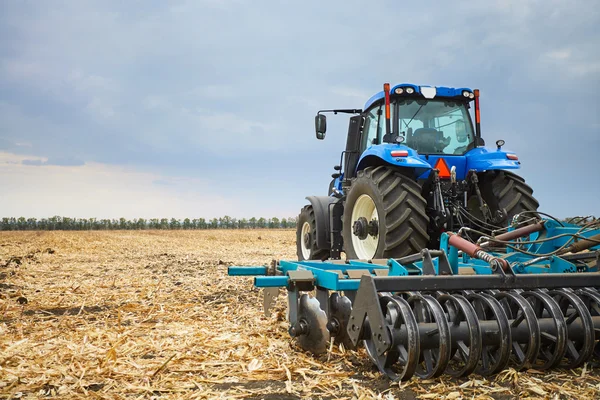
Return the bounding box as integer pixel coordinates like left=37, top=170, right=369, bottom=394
left=27, top=218, right=37, bottom=230
left=270, top=217, right=280, bottom=229
left=136, top=218, right=147, bottom=230
left=287, top=216, right=297, bottom=229
left=257, top=217, right=267, bottom=229
left=221, top=215, right=232, bottom=229
left=169, top=218, right=181, bottom=229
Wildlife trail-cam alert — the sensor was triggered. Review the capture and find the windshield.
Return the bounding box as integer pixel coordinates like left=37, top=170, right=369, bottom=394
left=394, top=99, right=475, bottom=155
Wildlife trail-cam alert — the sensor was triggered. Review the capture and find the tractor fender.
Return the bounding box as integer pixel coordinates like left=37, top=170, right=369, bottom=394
left=356, top=144, right=431, bottom=177
left=305, top=196, right=336, bottom=250
left=465, top=147, right=521, bottom=171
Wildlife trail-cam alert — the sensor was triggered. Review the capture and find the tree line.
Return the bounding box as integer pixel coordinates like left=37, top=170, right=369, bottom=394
left=0, top=216, right=297, bottom=231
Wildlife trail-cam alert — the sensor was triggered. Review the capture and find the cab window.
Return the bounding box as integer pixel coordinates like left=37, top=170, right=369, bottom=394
left=361, top=105, right=382, bottom=152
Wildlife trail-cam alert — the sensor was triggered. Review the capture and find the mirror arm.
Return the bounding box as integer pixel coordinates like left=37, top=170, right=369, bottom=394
left=317, top=109, right=362, bottom=115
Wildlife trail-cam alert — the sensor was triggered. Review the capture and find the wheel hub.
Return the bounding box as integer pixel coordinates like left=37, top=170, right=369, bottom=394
left=353, top=217, right=378, bottom=240
left=353, top=217, right=368, bottom=240
left=303, top=232, right=311, bottom=248
left=368, top=219, right=379, bottom=237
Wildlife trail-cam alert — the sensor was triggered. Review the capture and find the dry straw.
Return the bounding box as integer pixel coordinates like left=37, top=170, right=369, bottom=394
left=1, top=230, right=599, bottom=399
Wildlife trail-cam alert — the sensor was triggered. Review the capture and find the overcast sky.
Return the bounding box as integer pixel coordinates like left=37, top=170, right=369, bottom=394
left=1, top=0, right=598, bottom=219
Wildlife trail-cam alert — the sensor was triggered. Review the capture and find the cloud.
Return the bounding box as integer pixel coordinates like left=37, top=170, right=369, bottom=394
left=22, top=157, right=85, bottom=167
left=0, top=151, right=245, bottom=219
left=21, top=159, right=44, bottom=166
left=0, top=1, right=598, bottom=218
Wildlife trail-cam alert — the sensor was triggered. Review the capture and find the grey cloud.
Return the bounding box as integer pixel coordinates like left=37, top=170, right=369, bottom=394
left=22, top=157, right=85, bottom=167
left=21, top=159, right=44, bottom=166
left=0, top=0, right=598, bottom=216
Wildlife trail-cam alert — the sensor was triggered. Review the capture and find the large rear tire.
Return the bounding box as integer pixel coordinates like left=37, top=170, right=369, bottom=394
left=343, top=166, right=429, bottom=260
left=486, top=171, right=539, bottom=225
left=296, top=205, right=330, bottom=261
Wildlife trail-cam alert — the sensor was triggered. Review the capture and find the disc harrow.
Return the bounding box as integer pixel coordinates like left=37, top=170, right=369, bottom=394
left=228, top=219, right=600, bottom=380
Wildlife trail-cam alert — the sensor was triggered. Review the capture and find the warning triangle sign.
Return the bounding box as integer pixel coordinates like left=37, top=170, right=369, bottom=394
left=434, top=158, right=451, bottom=178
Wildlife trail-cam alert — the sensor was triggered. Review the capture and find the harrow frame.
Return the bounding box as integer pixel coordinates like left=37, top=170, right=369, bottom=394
left=228, top=219, right=600, bottom=380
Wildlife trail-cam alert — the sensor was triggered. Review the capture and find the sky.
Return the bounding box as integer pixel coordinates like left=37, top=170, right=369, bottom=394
left=0, top=0, right=598, bottom=219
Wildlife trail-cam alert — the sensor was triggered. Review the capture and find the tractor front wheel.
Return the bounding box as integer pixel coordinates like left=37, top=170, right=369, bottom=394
left=296, top=205, right=330, bottom=261
left=342, top=166, right=429, bottom=260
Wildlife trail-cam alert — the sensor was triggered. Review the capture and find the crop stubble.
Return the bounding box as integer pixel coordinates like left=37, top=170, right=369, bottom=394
left=0, top=230, right=599, bottom=399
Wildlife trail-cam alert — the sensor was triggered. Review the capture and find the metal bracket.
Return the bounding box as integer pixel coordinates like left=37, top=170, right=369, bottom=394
left=287, top=270, right=315, bottom=292
left=286, top=270, right=315, bottom=324
left=263, top=287, right=279, bottom=317
left=328, top=199, right=344, bottom=260
left=347, top=274, right=391, bottom=356
left=397, top=249, right=453, bottom=276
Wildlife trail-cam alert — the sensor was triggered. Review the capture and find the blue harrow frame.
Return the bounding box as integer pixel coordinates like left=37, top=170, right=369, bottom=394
left=228, top=219, right=600, bottom=380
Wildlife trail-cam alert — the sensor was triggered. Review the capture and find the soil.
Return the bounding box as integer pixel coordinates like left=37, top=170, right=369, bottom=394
left=0, top=230, right=598, bottom=399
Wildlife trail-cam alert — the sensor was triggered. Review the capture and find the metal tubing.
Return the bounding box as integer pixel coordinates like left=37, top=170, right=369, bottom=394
left=372, top=273, right=600, bottom=292
left=391, top=316, right=600, bottom=351
left=254, top=276, right=289, bottom=287
left=493, top=222, right=546, bottom=242
left=448, top=233, right=481, bottom=257
left=560, top=233, right=600, bottom=254
left=228, top=266, right=267, bottom=276
left=448, top=233, right=510, bottom=271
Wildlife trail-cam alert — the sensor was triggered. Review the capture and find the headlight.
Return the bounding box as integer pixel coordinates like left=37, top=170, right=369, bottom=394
left=406, top=87, right=415, bottom=94
left=462, top=90, right=470, bottom=97
left=469, top=92, right=475, bottom=99
left=394, top=88, right=404, bottom=94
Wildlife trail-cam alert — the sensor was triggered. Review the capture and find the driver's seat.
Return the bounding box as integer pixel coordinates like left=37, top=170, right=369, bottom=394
left=410, top=128, right=446, bottom=153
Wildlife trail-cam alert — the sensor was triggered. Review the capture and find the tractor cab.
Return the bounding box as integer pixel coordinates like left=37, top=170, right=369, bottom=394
left=360, top=85, right=484, bottom=165
left=364, top=88, right=477, bottom=149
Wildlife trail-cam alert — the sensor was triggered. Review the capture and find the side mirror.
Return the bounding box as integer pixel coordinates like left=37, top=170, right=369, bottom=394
left=315, top=114, right=327, bottom=140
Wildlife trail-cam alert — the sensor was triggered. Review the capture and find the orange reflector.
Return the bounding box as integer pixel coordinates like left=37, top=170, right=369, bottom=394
left=507, top=153, right=518, bottom=160
left=434, top=158, right=451, bottom=178
left=391, top=150, right=408, bottom=157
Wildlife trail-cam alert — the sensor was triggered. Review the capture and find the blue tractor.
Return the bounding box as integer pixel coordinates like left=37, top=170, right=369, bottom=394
left=298, top=83, right=539, bottom=261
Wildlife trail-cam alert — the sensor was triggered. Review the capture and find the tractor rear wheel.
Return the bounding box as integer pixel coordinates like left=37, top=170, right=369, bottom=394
left=343, top=166, right=429, bottom=260
left=487, top=170, right=539, bottom=225
left=296, top=205, right=330, bottom=261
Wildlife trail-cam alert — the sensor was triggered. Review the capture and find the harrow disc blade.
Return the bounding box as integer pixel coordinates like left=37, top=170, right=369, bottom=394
left=438, top=293, right=482, bottom=377
left=550, top=288, right=595, bottom=368
left=409, top=294, right=451, bottom=379
left=329, top=293, right=355, bottom=350
left=495, top=291, right=541, bottom=370
left=521, top=290, right=567, bottom=370
left=364, top=295, right=420, bottom=381
left=467, top=292, right=512, bottom=376
left=296, top=294, right=330, bottom=355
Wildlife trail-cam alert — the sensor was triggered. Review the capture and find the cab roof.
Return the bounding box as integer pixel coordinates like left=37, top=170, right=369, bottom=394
left=363, top=83, right=474, bottom=110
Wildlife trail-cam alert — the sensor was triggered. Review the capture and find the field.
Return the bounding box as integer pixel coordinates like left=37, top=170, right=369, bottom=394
left=1, top=230, right=599, bottom=399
